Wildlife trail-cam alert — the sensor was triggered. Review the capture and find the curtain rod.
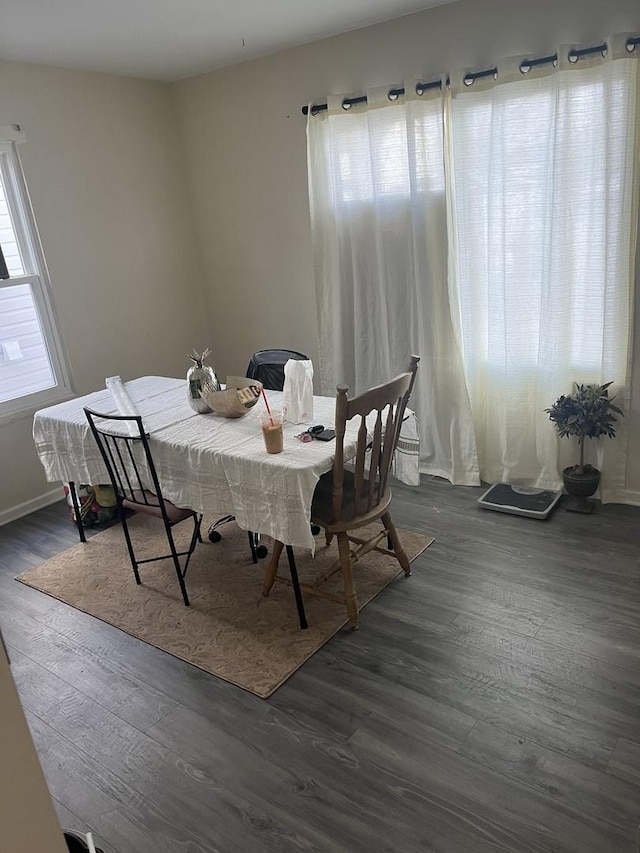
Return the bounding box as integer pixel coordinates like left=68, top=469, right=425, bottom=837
left=302, top=78, right=442, bottom=116
left=301, top=36, right=640, bottom=116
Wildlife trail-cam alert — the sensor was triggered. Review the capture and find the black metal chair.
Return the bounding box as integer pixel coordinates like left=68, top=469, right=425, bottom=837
left=207, top=348, right=310, bottom=557
left=84, top=407, right=203, bottom=607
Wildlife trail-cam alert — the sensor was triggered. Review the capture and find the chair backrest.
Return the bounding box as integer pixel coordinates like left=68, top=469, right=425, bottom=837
left=245, top=349, right=309, bottom=392
left=331, top=355, right=420, bottom=523
left=84, top=407, right=174, bottom=525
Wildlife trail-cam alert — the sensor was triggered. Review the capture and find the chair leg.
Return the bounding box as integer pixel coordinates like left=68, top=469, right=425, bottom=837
left=382, top=511, right=411, bottom=576
left=165, top=525, right=190, bottom=607
left=170, top=553, right=190, bottom=606
left=207, top=514, right=235, bottom=543
left=182, top=516, right=202, bottom=578
left=337, top=532, right=359, bottom=629
left=263, top=540, right=284, bottom=596
left=285, top=545, right=308, bottom=630
left=119, top=512, right=141, bottom=585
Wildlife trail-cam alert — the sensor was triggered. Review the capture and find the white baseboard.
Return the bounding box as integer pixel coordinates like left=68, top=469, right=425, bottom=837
left=0, top=487, right=64, bottom=528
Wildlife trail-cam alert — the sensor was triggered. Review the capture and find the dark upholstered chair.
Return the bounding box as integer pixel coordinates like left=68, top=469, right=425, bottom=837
left=245, top=348, right=308, bottom=390
left=84, top=407, right=202, bottom=606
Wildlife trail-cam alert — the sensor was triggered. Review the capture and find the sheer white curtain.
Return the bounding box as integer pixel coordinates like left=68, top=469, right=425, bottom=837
left=307, top=84, right=479, bottom=485
left=446, top=38, right=639, bottom=499
left=307, top=37, right=639, bottom=498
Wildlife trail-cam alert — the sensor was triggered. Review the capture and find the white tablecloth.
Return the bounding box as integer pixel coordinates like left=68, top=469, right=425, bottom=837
left=32, top=377, right=332, bottom=551
left=33, top=376, right=420, bottom=552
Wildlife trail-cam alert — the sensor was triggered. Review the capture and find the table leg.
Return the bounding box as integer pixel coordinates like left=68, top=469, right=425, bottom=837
left=286, top=545, right=308, bottom=630
left=248, top=531, right=258, bottom=563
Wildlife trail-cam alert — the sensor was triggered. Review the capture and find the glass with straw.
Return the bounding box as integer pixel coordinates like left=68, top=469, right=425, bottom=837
left=259, top=388, right=284, bottom=454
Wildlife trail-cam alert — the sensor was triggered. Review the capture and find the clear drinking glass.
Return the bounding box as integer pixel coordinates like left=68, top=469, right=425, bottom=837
left=259, top=409, right=284, bottom=454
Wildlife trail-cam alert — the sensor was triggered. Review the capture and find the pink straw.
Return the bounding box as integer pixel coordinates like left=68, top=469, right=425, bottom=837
left=261, top=387, right=274, bottom=425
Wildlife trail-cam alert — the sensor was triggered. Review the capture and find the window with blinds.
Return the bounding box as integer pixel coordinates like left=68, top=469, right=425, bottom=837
left=0, top=140, right=70, bottom=416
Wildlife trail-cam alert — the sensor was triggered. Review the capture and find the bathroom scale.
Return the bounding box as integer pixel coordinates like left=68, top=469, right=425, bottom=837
left=477, top=482, right=562, bottom=519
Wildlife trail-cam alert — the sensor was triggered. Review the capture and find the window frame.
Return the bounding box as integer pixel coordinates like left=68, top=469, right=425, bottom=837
left=0, top=139, right=72, bottom=421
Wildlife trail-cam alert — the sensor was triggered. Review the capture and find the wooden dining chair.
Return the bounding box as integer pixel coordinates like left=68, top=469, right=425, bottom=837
left=263, top=355, right=420, bottom=629
left=84, top=407, right=203, bottom=607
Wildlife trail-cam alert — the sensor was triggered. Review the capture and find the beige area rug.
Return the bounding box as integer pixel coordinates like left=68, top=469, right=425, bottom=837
left=16, top=515, right=433, bottom=698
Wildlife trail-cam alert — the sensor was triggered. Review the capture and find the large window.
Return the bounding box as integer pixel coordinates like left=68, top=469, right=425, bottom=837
left=307, top=44, right=639, bottom=497
left=449, top=63, right=636, bottom=385
left=0, top=140, right=70, bottom=418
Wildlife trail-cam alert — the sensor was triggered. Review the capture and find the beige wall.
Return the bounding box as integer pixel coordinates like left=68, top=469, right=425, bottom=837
left=1, top=0, right=640, bottom=518
left=0, top=640, right=68, bottom=852
left=173, top=0, right=640, bottom=496
left=0, top=61, right=210, bottom=518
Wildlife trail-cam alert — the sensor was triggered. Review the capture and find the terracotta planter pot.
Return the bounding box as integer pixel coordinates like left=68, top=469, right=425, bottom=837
left=562, top=464, right=600, bottom=514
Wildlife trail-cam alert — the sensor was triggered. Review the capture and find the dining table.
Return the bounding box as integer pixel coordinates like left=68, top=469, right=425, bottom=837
left=33, top=376, right=420, bottom=553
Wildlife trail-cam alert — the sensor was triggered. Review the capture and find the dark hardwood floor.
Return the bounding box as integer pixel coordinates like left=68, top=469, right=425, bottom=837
left=2, top=478, right=640, bottom=852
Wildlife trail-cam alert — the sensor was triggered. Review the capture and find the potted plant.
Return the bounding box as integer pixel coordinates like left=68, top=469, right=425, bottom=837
left=545, top=381, right=623, bottom=513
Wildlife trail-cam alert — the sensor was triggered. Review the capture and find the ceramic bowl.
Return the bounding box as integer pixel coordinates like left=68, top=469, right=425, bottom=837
left=200, top=376, right=263, bottom=418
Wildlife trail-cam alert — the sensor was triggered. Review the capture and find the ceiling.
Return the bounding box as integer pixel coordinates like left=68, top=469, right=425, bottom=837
left=0, top=0, right=457, bottom=83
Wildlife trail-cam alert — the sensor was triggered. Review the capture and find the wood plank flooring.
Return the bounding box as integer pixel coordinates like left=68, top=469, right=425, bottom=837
left=2, top=478, right=640, bottom=852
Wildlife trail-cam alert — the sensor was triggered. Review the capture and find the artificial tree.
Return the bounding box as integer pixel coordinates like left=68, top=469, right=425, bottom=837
left=545, top=381, right=623, bottom=513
